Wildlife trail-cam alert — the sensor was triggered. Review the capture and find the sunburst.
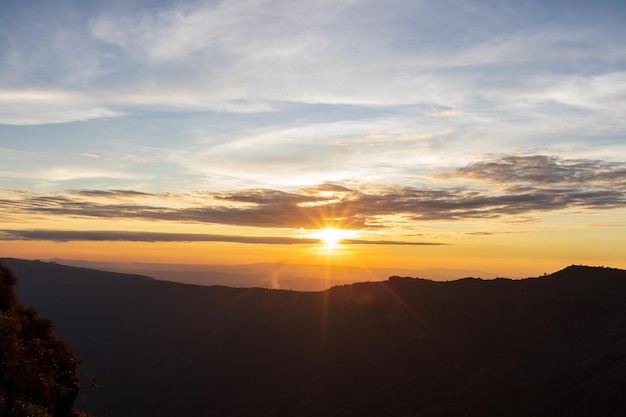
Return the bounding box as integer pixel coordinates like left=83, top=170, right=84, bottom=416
left=310, top=227, right=358, bottom=249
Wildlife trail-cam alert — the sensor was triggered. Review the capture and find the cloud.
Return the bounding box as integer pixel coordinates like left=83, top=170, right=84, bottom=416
left=440, top=155, right=626, bottom=189
left=70, top=189, right=153, bottom=199
left=0, top=88, right=269, bottom=125
left=431, top=110, right=458, bottom=118
left=87, top=1, right=351, bottom=65
left=22, top=168, right=135, bottom=182
left=1, top=0, right=625, bottom=141
left=0, top=229, right=318, bottom=245
left=0, top=90, right=124, bottom=125
left=177, top=116, right=451, bottom=186
left=2, top=155, right=625, bottom=228
left=0, top=103, right=123, bottom=126
left=0, top=229, right=442, bottom=246
left=533, top=72, right=626, bottom=111
left=342, top=239, right=444, bottom=246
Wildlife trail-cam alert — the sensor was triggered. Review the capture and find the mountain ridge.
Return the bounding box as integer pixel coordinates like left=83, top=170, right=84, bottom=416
left=41, top=257, right=495, bottom=290
left=3, top=258, right=626, bottom=417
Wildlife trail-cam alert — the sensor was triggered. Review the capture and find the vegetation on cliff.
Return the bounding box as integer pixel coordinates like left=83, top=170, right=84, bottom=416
left=0, top=261, right=87, bottom=417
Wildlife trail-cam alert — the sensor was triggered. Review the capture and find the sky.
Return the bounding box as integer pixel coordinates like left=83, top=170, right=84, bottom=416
left=1, top=0, right=626, bottom=281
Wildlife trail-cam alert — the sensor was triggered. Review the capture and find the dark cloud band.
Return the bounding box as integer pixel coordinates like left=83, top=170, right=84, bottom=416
left=0, top=229, right=442, bottom=246
left=1, top=155, right=625, bottom=229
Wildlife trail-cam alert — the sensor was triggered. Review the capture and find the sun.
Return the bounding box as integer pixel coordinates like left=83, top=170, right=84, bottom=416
left=310, top=227, right=357, bottom=249
left=316, top=227, right=344, bottom=246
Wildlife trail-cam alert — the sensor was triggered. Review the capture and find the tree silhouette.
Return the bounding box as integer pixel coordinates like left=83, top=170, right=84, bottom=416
left=0, top=261, right=84, bottom=417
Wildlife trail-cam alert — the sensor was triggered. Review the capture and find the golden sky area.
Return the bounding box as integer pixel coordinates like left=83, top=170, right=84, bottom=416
left=2, top=205, right=625, bottom=282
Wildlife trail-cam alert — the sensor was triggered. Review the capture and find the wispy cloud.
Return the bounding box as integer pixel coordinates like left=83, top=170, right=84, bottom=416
left=2, top=0, right=625, bottom=126
left=0, top=167, right=137, bottom=182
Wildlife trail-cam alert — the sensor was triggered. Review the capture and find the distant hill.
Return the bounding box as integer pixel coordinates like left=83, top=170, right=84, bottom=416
left=45, top=258, right=493, bottom=290
left=4, top=258, right=626, bottom=417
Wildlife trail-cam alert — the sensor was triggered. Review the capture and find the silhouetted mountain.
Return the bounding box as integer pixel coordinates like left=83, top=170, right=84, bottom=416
left=4, top=258, right=626, bottom=417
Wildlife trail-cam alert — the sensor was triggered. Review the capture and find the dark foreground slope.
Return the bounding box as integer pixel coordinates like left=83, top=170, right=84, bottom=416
left=5, top=258, right=626, bottom=417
